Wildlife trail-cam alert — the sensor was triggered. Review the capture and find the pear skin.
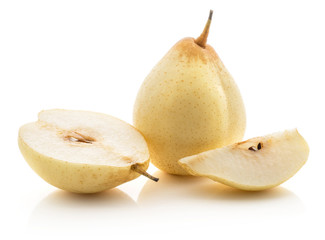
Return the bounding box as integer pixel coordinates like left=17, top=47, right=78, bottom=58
left=134, top=11, right=246, bottom=175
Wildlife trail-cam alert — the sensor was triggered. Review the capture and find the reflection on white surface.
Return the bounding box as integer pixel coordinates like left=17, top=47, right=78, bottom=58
left=28, top=188, right=138, bottom=234
left=28, top=171, right=305, bottom=236
left=138, top=171, right=305, bottom=220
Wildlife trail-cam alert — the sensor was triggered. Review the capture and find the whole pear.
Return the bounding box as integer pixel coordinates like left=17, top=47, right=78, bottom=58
left=133, top=11, right=246, bottom=175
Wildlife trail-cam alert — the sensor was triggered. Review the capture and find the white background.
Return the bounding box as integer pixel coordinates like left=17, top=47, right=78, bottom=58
left=1, top=0, right=324, bottom=239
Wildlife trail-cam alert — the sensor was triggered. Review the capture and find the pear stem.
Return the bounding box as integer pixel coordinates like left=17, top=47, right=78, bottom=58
left=131, top=164, right=159, bottom=182
left=195, top=10, right=213, bottom=48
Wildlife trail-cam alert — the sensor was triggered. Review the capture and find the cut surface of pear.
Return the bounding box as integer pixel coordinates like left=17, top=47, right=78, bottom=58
left=179, top=129, right=309, bottom=191
left=133, top=10, right=246, bottom=175
left=18, top=109, right=158, bottom=193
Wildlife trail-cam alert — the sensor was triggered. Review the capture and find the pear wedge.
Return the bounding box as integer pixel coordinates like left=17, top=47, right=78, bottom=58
left=179, top=129, right=309, bottom=191
left=18, top=109, right=158, bottom=193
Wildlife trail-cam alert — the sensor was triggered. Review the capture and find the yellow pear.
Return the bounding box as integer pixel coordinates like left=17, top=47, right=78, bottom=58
left=133, top=10, right=246, bottom=175
left=179, top=129, right=309, bottom=190
left=18, top=109, right=158, bottom=193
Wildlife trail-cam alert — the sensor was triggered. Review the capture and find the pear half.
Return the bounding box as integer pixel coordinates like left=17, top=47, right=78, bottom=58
left=18, top=109, right=158, bottom=193
left=179, top=129, right=309, bottom=191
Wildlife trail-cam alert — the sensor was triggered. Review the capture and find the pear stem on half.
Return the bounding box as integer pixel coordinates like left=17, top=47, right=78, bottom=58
left=195, top=10, right=213, bottom=48
left=131, top=164, right=159, bottom=182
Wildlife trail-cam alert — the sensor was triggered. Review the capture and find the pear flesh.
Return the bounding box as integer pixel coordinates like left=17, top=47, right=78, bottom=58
left=179, top=129, right=309, bottom=191
left=18, top=109, right=155, bottom=193
left=133, top=11, right=246, bottom=175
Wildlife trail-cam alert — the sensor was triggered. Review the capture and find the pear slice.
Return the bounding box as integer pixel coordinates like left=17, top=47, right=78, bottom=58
left=18, top=109, right=158, bottom=193
left=178, top=129, right=309, bottom=191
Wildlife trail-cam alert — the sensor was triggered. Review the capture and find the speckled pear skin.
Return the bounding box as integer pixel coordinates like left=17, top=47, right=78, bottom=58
left=19, top=136, right=148, bottom=193
left=133, top=37, right=246, bottom=175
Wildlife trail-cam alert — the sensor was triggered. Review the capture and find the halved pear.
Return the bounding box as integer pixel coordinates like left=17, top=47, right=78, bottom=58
left=18, top=109, right=158, bottom=193
left=179, top=129, right=309, bottom=191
